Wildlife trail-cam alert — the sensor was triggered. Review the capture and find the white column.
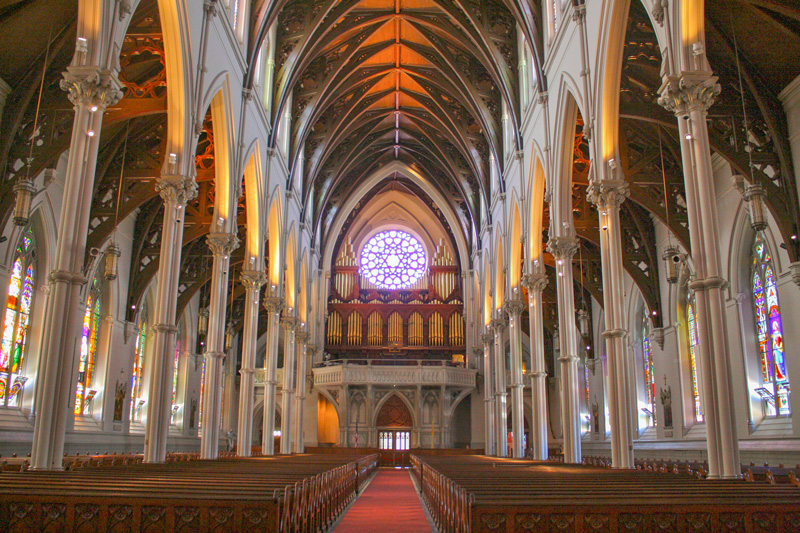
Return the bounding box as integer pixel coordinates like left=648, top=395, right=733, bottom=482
left=261, top=295, right=285, bottom=454
left=660, top=72, right=741, bottom=478
left=293, top=337, right=312, bottom=453
left=30, top=66, right=122, bottom=470
left=504, top=299, right=526, bottom=458
left=587, top=178, right=635, bottom=468
left=480, top=332, right=495, bottom=455
left=199, top=232, right=239, bottom=459
left=236, top=271, right=266, bottom=457
left=547, top=236, right=582, bottom=463
left=491, top=317, right=508, bottom=456
left=141, top=176, right=198, bottom=463
left=279, top=315, right=299, bottom=453
left=522, top=272, right=549, bottom=460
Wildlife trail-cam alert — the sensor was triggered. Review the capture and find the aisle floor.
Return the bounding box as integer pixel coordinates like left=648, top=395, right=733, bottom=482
left=334, top=468, right=433, bottom=532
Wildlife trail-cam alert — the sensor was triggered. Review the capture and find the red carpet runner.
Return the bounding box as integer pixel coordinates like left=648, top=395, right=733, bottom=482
left=334, top=468, right=432, bottom=532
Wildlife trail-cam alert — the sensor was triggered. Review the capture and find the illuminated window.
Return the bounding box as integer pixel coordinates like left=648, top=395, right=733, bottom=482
left=130, top=317, right=146, bottom=421
left=751, top=234, right=789, bottom=416
left=360, top=230, right=427, bottom=289
left=75, top=278, right=101, bottom=415
left=199, top=358, right=206, bottom=429
left=642, top=311, right=655, bottom=427
left=171, top=341, right=180, bottom=423
left=687, top=298, right=703, bottom=422
left=0, top=229, right=35, bottom=407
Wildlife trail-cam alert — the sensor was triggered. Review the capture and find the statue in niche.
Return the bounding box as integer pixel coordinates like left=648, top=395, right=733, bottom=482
left=591, top=400, right=600, bottom=433
left=660, top=377, right=673, bottom=429
left=113, top=381, right=127, bottom=422
left=189, top=399, right=197, bottom=429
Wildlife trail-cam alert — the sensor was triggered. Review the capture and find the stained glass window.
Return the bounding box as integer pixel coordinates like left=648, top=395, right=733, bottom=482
left=130, top=320, right=146, bottom=421
left=687, top=298, right=703, bottom=422
left=199, top=357, right=206, bottom=429
left=0, top=229, right=35, bottom=407
left=171, top=341, right=180, bottom=424
left=643, top=311, right=655, bottom=427
left=75, top=279, right=101, bottom=415
left=751, top=234, right=790, bottom=416
left=360, top=230, right=427, bottom=289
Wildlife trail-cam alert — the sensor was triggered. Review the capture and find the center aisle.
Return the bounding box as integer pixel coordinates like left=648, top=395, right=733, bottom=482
left=334, top=468, right=433, bottom=532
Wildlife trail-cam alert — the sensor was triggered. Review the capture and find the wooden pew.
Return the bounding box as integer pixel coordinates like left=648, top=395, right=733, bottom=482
left=412, top=454, right=800, bottom=533
left=0, top=453, right=378, bottom=532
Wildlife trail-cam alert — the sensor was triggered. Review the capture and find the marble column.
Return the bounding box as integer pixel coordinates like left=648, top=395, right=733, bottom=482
left=491, top=317, right=508, bottom=457
left=261, top=295, right=285, bottom=454
left=236, top=271, right=266, bottom=457
left=522, top=272, right=549, bottom=460
left=587, top=178, right=635, bottom=468
left=199, top=232, right=239, bottom=459
left=659, top=71, right=741, bottom=478
left=293, top=338, right=312, bottom=453
left=547, top=236, right=582, bottom=463
left=504, top=299, right=526, bottom=458
left=140, top=175, right=198, bottom=463
left=480, top=332, right=495, bottom=455
left=279, top=315, right=299, bottom=454
left=30, top=66, right=123, bottom=470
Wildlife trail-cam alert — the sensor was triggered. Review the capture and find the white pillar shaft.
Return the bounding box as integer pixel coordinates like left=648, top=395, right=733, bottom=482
left=200, top=235, right=236, bottom=459
left=280, top=319, right=298, bottom=454
left=506, top=302, right=525, bottom=458
left=523, top=275, right=549, bottom=460
left=549, top=237, right=581, bottom=463
left=481, top=334, right=495, bottom=455
left=31, top=70, right=122, bottom=469
left=262, top=297, right=285, bottom=454
left=293, top=340, right=310, bottom=453
left=492, top=321, right=508, bottom=457
left=236, top=272, right=265, bottom=457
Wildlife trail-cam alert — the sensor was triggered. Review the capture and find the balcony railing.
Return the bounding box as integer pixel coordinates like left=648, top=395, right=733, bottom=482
left=312, top=359, right=476, bottom=388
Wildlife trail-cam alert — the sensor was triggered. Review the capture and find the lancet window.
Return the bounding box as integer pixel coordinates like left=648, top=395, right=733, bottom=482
left=75, top=278, right=101, bottom=415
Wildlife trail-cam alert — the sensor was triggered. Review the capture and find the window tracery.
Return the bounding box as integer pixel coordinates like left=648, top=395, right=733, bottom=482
left=751, top=234, right=789, bottom=416
left=0, top=229, right=35, bottom=407
left=687, top=297, right=703, bottom=422
left=130, top=313, right=147, bottom=421
left=75, top=278, right=101, bottom=415
left=360, top=230, right=427, bottom=290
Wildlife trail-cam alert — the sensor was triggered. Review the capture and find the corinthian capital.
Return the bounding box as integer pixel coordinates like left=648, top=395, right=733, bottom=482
left=207, top=232, right=240, bottom=257
left=547, top=236, right=580, bottom=261
left=281, top=316, right=301, bottom=332
left=240, top=270, right=267, bottom=290
left=262, top=296, right=286, bottom=314
left=521, top=273, right=548, bottom=293
left=657, top=71, right=721, bottom=115
left=480, top=333, right=494, bottom=346
left=586, top=179, right=629, bottom=210
left=155, top=175, right=198, bottom=204
left=503, top=299, right=526, bottom=317
left=295, top=331, right=310, bottom=343
left=60, top=66, right=123, bottom=109
left=490, top=318, right=508, bottom=334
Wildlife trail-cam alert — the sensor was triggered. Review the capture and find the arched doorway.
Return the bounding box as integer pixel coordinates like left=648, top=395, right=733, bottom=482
left=376, top=394, right=413, bottom=465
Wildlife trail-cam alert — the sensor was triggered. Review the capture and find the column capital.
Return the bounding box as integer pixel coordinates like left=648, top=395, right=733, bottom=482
left=657, top=71, right=721, bottom=115
left=547, top=236, right=580, bottom=261
left=155, top=175, right=198, bottom=204
left=480, top=333, right=494, bottom=345
left=60, top=66, right=123, bottom=109
left=207, top=232, right=240, bottom=257
left=789, top=262, right=800, bottom=288
left=151, top=323, right=179, bottom=334
left=490, top=318, right=508, bottom=334
left=503, top=299, right=526, bottom=317
left=204, top=351, right=226, bottom=360
left=262, top=296, right=286, bottom=314
left=586, top=179, right=629, bottom=210
left=240, top=270, right=267, bottom=290
left=280, top=316, right=301, bottom=331
left=521, top=273, right=548, bottom=292
left=296, top=331, right=310, bottom=343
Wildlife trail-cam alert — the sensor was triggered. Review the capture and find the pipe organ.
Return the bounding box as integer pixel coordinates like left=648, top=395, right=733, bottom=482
left=327, top=239, right=465, bottom=361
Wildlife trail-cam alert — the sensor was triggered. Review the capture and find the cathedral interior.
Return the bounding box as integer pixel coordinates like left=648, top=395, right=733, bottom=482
left=0, top=0, right=800, bottom=492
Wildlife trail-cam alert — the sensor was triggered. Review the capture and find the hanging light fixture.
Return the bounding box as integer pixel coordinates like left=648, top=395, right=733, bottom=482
left=662, top=245, right=681, bottom=285
left=743, top=183, right=768, bottom=231
left=732, top=19, right=768, bottom=233
left=104, top=243, right=121, bottom=280
left=198, top=307, right=209, bottom=336
left=224, top=321, right=235, bottom=352
left=14, top=28, right=53, bottom=226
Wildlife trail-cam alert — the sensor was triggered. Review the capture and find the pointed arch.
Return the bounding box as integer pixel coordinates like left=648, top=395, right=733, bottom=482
left=494, top=227, right=505, bottom=312
left=242, top=141, right=265, bottom=264
left=204, top=81, right=237, bottom=230
left=267, top=191, right=283, bottom=289
left=284, top=224, right=297, bottom=311
left=374, top=392, right=415, bottom=428
left=527, top=150, right=547, bottom=267
left=509, top=196, right=523, bottom=292
left=551, top=81, right=585, bottom=233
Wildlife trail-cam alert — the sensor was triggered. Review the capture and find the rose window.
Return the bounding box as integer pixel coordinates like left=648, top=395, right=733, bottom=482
left=360, top=230, right=427, bottom=289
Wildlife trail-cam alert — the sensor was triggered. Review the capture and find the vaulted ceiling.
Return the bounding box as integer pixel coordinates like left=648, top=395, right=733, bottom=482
left=261, top=0, right=541, bottom=252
